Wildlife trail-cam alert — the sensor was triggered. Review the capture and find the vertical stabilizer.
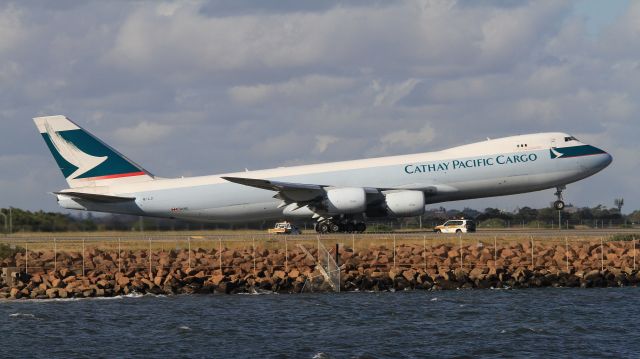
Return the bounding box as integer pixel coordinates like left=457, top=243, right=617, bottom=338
left=34, top=115, right=154, bottom=188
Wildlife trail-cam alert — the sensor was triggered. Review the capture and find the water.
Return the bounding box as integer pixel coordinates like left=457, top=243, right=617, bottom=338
left=1, top=288, right=639, bottom=358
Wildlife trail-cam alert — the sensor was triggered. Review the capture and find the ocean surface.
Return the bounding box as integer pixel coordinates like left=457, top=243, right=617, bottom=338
left=1, top=288, right=639, bottom=358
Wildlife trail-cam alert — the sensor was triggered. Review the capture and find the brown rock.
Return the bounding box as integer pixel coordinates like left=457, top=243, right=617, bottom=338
left=31, top=274, right=43, bottom=284
left=210, top=274, right=225, bottom=285
left=288, top=269, right=300, bottom=279
left=274, top=270, right=286, bottom=280
left=500, top=248, right=514, bottom=259
left=388, top=269, right=398, bottom=279
left=402, top=269, right=416, bottom=282
left=46, top=288, right=58, bottom=298
left=9, top=287, right=20, bottom=298
left=433, top=246, right=447, bottom=257
left=141, top=278, right=155, bottom=288
left=117, top=276, right=130, bottom=286
left=469, top=267, right=486, bottom=280
left=51, top=277, right=63, bottom=288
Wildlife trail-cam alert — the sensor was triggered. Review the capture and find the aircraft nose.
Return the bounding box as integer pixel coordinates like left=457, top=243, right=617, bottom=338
left=602, top=151, right=613, bottom=167
left=595, top=148, right=613, bottom=169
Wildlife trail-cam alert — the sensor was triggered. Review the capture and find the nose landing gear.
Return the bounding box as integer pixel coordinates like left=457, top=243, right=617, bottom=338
left=553, top=186, right=566, bottom=210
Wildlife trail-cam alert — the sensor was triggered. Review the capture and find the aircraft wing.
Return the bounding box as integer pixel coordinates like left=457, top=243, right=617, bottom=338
left=221, top=177, right=328, bottom=203
left=221, top=176, right=457, bottom=203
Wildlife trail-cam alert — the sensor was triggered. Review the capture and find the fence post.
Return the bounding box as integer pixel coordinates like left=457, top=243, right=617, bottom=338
left=530, top=237, right=534, bottom=270
left=285, top=237, right=288, bottom=271
left=54, top=238, right=57, bottom=273
left=565, top=237, right=569, bottom=273
left=218, top=237, right=222, bottom=273
left=493, top=236, right=497, bottom=268
left=82, top=238, right=85, bottom=277
left=188, top=236, right=191, bottom=270
left=600, top=237, right=604, bottom=271
left=25, top=242, right=28, bottom=274
left=352, top=233, right=355, bottom=253
left=393, top=234, right=396, bottom=269
left=148, top=237, right=152, bottom=278
left=423, top=235, right=427, bottom=271
left=253, top=236, right=256, bottom=274
left=458, top=232, right=463, bottom=269
left=118, top=237, right=121, bottom=273
left=633, top=236, right=636, bottom=271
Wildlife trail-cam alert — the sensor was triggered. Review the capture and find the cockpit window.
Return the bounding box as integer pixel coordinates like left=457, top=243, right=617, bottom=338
left=564, top=136, right=578, bottom=142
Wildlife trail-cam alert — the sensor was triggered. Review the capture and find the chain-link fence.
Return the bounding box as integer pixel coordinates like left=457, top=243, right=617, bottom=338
left=2, top=232, right=638, bottom=273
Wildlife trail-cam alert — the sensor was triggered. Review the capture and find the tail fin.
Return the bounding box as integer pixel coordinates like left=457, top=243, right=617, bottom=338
left=34, top=115, right=154, bottom=188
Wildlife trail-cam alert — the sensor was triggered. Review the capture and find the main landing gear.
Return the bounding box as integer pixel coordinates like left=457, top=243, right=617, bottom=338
left=315, top=219, right=366, bottom=234
left=553, top=185, right=566, bottom=210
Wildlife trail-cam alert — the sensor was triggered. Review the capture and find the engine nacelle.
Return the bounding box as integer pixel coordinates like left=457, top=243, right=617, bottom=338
left=384, top=190, right=425, bottom=217
left=325, top=187, right=366, bottom=214
left=282, top=203, right=315, bottom=218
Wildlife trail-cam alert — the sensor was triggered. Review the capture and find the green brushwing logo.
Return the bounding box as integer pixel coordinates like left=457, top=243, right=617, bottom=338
left=42, top=127, right=142, bottom=180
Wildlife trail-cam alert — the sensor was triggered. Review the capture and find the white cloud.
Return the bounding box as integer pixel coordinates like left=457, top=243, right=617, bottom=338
left=374, top=79, right=420, bottom=107
left=113, top=121, right=172, bottom=145
left=313, top=135, right=339, bottom=154
left=604, top=93, right=635, bottom=120
left=0, top=5, right=27, bottom=54
left=229, top=75, right=355, bottom=105
left=378, top=123, right=436, bottom=152
left=2, top=1, right=640, bottom=212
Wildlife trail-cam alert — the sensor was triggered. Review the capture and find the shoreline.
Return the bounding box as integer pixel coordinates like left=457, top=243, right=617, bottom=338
left=1, top=239, right=639, bottom=299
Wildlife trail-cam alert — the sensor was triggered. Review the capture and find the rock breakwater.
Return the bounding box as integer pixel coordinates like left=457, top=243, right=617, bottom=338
left=1, top=240, right=639, bottom=299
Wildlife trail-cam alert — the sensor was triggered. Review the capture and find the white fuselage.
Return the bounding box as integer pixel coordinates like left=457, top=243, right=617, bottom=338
left=58, top=132, right=612, bottom=222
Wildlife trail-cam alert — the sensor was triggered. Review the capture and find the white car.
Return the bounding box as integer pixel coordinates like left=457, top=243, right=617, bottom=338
left=433, top=219, right=476, bottom=233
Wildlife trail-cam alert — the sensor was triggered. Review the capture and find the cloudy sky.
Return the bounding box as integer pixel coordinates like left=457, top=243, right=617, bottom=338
left=1, top=0, right=638, bottom=214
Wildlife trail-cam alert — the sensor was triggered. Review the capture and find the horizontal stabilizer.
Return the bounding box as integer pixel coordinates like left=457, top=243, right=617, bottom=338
left=54, top=192, right=136, bottom=203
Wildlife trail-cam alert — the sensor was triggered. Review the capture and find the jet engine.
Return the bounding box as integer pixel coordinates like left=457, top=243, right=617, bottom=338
left=282, top=203, right=315, bottom=217
left=324, top=187, right=367, bottom=214
left=384, top=190, right=425, bottom=217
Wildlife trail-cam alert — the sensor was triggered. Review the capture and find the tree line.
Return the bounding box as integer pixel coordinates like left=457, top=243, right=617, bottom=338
left=1, top=204, right=639, bottom=233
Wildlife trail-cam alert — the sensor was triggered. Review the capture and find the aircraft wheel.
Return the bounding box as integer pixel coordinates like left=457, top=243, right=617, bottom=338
left=554, top=200, right=565, bottom=211
left=355, top=222, right=366, bottom=233
left=330, top=222, right=341, bottom=233
left=318, top=222, right=331, bottom=233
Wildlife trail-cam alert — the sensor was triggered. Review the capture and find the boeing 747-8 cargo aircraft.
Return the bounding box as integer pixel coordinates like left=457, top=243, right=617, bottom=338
left=34, top=115, right=612, bottom=233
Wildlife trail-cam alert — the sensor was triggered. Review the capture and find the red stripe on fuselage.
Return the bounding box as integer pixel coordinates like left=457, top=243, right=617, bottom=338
left=79, top=171, right=147, bottom=181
